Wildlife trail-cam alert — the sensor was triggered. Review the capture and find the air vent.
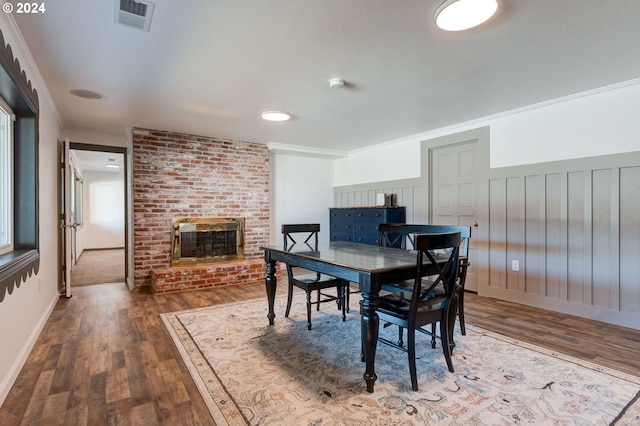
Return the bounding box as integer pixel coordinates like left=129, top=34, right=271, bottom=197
left=114, top=0, right=155, bottom=32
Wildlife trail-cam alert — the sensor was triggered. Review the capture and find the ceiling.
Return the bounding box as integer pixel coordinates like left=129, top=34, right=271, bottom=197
left=13, top=0, right=640, bottom=155
left=71, top=149, right=124, bottom=174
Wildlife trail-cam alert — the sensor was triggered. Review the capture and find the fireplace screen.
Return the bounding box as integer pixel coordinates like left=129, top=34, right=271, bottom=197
left=171, top=217, right=244, bottom=266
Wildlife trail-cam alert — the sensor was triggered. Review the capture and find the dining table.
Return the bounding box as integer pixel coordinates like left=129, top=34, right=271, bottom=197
left=261, top=240, right=445, bottom=393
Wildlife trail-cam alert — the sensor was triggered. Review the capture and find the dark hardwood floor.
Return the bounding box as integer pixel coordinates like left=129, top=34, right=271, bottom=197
left=1, top=282, right=639, bottom=425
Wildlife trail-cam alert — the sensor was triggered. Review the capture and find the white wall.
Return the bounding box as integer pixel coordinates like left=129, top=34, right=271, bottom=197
left=270, top=153, right=335, bottom=245
left=334, top=138, right=421, bottom=186
left=81, top=170, right=125, bottom=250
left=489, top=81, right=640, bottom=168
left=335, top=79, right=640, bottom=185
left=0, top=16, right=63, bottom=404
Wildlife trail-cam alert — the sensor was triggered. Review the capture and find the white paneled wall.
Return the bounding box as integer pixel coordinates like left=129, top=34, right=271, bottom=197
left=486, top=152, right=640, bottom=329
left=334, top=178, right=425, bottom=224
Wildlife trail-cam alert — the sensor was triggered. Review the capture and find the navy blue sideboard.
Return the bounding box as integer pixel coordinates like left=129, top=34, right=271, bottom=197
left=329, top=207, right=406, bottom=246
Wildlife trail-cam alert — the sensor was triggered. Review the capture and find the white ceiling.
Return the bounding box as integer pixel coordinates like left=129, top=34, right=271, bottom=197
left=71, top=149, right=124, bottom=174
left=13, top=0, right=640, bottom=154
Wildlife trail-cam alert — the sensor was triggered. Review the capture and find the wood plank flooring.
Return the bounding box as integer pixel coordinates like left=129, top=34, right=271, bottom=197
left=1, top=282, right=639, bottom=425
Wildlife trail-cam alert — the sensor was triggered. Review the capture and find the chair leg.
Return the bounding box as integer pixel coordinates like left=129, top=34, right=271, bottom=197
left=340, top=284, right=346, bottom=322
left=458, top=289, right=466, bottom=335
left=316, top=290, right=321, bottom=311
left=448, top=291, right=460, bottom=349
left=439, top=315, right=455, bottom=373
left=284, top=281, right=294, bottom=318
left=431, top=323, right=437, bottom=349
left=397, top=326, right=404, bottom=347
left=345, top=283, right=350, bottom=313
left=306, top=291, right=313, bottom=330
left=407, top=327, right=419, bottom=391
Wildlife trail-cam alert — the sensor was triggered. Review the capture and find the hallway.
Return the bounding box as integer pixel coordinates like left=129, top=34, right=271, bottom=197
left=71, top=249, right=125, bottom=286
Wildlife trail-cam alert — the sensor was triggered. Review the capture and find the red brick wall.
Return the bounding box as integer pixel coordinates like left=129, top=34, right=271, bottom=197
left=132, top=128, right=270, bottom=291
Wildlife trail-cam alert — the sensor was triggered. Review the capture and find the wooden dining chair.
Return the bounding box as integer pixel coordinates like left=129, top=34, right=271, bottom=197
left=282, top=224, right=347, bottom=330
left=377, top=223, right=471, bottom=335
left=377, top=231, right=462, bottom=391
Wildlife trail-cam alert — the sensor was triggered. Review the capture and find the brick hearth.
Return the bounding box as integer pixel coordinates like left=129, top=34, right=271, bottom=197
left=133, top=128, right=270, bottom=293
left=151, top=260, right=265, bottom=293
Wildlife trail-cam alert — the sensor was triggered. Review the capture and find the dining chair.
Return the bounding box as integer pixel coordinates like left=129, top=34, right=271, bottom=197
left=282, top=224, right=347, bottom=330
left=377, top=231, right=461, bottom=391
left=377, top=223, right=471, bottom=335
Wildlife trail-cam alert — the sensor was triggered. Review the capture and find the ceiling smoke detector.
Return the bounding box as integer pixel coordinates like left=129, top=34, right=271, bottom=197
left=329, top=78, right=345, bottom=89
left=114, top=0, right=155, bottom=32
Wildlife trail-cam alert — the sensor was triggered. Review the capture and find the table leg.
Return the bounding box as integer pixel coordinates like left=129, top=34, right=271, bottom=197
left=360, top=292, right=379, bottom=393
left=265, top=259, right=277, bottom=325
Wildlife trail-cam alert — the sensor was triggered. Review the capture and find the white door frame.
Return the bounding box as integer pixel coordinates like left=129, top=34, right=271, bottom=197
left=61, top=142, right=129, bottom=291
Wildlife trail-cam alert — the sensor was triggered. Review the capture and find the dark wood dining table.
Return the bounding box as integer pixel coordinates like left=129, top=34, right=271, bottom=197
left=262, top=240, right=443, bottom=393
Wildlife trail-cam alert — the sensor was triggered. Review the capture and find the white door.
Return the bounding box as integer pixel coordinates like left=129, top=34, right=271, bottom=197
left=62, top=138, right=72, bottom=297
left=431, top=140, right=479, bottom=291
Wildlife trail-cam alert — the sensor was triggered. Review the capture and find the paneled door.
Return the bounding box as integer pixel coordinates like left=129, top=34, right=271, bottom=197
left=431, top=140, right=479, bottom=291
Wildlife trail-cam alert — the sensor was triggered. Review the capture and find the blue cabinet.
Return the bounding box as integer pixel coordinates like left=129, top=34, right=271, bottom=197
left=329, top=207, right=406, bottom=245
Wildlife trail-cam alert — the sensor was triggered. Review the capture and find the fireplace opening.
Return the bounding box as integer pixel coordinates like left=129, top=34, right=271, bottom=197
left=171, top=217, right=244, bottom=266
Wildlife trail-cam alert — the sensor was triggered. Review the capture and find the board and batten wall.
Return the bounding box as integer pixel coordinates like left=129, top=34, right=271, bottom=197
left=487, top=151, right=640, bottom=328
left=335, top=143, right=640, bottom=330
left=333, top=177, right=425, bottom=224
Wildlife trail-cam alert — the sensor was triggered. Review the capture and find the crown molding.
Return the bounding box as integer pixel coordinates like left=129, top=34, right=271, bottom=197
left=267, top=142, right=347, bottom=159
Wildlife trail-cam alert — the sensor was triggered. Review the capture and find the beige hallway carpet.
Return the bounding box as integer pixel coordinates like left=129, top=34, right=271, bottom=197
left=71, top=248, right=125, bottom=286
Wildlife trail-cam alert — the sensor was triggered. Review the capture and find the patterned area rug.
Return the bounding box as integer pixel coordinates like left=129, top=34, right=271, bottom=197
left=161, top=296, right=640, bottom=425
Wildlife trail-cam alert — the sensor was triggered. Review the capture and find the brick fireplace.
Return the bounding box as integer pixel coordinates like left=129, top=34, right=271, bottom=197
left=132, top=128, right=269, bottom=293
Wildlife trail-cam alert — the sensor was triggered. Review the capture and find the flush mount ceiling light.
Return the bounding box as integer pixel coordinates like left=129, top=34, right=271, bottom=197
left=105, top=158, right=120, bottom=169
left=71, top=89, right=104, bottom=100
left=435, top=0, right=498, bottom=31
left=261, top=111, right=291, bottom=122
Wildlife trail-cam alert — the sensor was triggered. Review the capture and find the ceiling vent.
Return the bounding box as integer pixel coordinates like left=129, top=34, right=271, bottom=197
left=114, top=0, right=155, bottom=32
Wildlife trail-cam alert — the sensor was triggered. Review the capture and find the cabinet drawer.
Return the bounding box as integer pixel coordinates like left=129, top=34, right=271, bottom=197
left=330, top=231, right=352, bottom=242
left=354, top=222, right=380, bottom=235
left=331, top=221, right=353, bottom=233
left=354, top=233, right=379, bottom=245
left=330, top=209, right=353, bottom=221
left=354, top=209, right=387, bottom=222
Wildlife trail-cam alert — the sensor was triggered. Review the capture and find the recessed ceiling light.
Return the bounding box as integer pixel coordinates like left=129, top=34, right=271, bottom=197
left=71, top=89, right=104, bottom=100
left=435, top=0, right=498, bottom=31
left=261, top=111, right=291, bottom=122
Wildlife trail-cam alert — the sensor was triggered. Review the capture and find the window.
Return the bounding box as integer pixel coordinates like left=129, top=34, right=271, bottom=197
left=0, top=98, right=12, bottom=255
left=0, top=26, right=40, bottom=302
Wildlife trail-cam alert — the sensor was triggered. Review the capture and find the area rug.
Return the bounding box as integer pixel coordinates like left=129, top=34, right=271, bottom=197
left=161, top=295, right=640, bottom=425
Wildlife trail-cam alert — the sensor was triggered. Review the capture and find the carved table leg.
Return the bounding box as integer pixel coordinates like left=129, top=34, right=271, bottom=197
left=265, top=259, right=277, bottom=325
left=360, top=291, right=379, bottom=393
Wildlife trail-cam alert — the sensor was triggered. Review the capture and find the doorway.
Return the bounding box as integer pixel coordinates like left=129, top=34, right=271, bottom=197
left=62, top=142, right=128, bottom=291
